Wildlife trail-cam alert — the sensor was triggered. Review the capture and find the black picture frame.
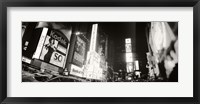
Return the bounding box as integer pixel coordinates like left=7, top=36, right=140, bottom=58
left=0, top=0, right=199, bottom=104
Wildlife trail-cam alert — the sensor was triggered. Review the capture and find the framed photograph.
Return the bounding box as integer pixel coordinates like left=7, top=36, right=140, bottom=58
left=0, top=0, right=199, bottom=104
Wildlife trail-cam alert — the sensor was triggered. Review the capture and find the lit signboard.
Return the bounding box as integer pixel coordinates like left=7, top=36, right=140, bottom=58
left=126, top=62, right=133, bottom=73
left=70, top=64, right=84, bottom=77
left=135, top=60, right=139, bottom=70
left=32, top=28, right=48, bottom=59
left=84, top=24, right=102, bottom=80
left=39, top=30, right=68, bottom=68
left=125, top=44, right=132, bottom=53
left=125, top=38, right=131, bottom=44
left=89, top=24, right=98, bottom=51
left=22, top=56, right=31, bottom=64
left=91, top=51, right=100, bottom=79
left=126, top=53, right=133, bottom=63
left=125, top=38, right=133, bottom=73
left=72, top=36, right=86, bottom=67
left=85, top=51, right=100, bottom=79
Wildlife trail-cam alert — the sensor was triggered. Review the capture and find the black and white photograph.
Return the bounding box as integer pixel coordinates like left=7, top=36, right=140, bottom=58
left=22, top=22, right=178, bottom=82
left=1, top=0, right=199, bottom=103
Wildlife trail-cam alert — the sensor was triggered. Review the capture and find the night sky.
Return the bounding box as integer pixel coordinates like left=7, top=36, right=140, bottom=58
left=98, top=22, right=149, bottom=72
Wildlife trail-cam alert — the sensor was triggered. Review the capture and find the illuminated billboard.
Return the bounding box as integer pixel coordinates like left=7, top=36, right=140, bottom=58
left=32, top=28, right=48, bottom=59
left=125, top=38, right=131, bottom=44
left=125, top=38, right=133, bottom=73
left=39, top=30, right=69, bottom=68
left=84, top=24, right=102, bottom=80
left=89, top=24, right=98, bottom=51
left=70, top=36, right=87, bottom=77
left=72, top=36, right=86, bottom=67
left=125, top=44, right=132, bottom=53
left=126, top=62, right=133, bottom=73
left=70, top=64, right=84, bottom=77
left=134, top=60, right=139, bottom=70
left=126, top=53, right=133, bottom=63
left=85, top=51, right=100, bottom=79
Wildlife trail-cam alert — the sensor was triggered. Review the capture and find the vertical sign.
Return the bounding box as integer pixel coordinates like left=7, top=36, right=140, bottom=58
left=72, top=36, right=86, bottom=67
left=125, top=38, right=133, bottom=73
left=135, top=60, right=139, bottom=70
left=125, top=38, right=131, bottom=44
left=70, top=36, right=87, bottom=78
left=125, top=44, right=132, bottom=53
left=32, top=28, right=48, bottom=59
left=126, top=62, right=133, bottom=73
left=89, top=24, right=98, bottom=51
left=85, top=24, right=100, bottom=80
left=126, top=53, right=133, bottom=62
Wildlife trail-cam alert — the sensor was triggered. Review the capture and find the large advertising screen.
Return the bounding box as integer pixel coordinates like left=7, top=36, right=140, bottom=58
left=125, top=44, right=132, bottom=53
left=40, top=30, right=68, bottom=68
left=126, top=62, right=133, bottom=73
left=72, top=36, right=86, bottom=67
left=126, top=53, right=133, bottom=63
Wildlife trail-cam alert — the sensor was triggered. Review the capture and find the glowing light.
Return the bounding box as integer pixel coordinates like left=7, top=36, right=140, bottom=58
left=75, top=31, right=82, bottom=36
left=126, top=53, right=133, bottom=62
left=128, top=77, right=132, bottom=80
left=125, top=44, right=132, bottom=53
left=126, top=63, right=133, bottom=72
left=89, top=24, right=98, bottom=51
left=125, top=38, right=131, bottom=44
left=135, top=60, right=139, bottom=70
left=32, top=28, right=48, bottom=59
left=125, top=38, right=133, bottom=73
